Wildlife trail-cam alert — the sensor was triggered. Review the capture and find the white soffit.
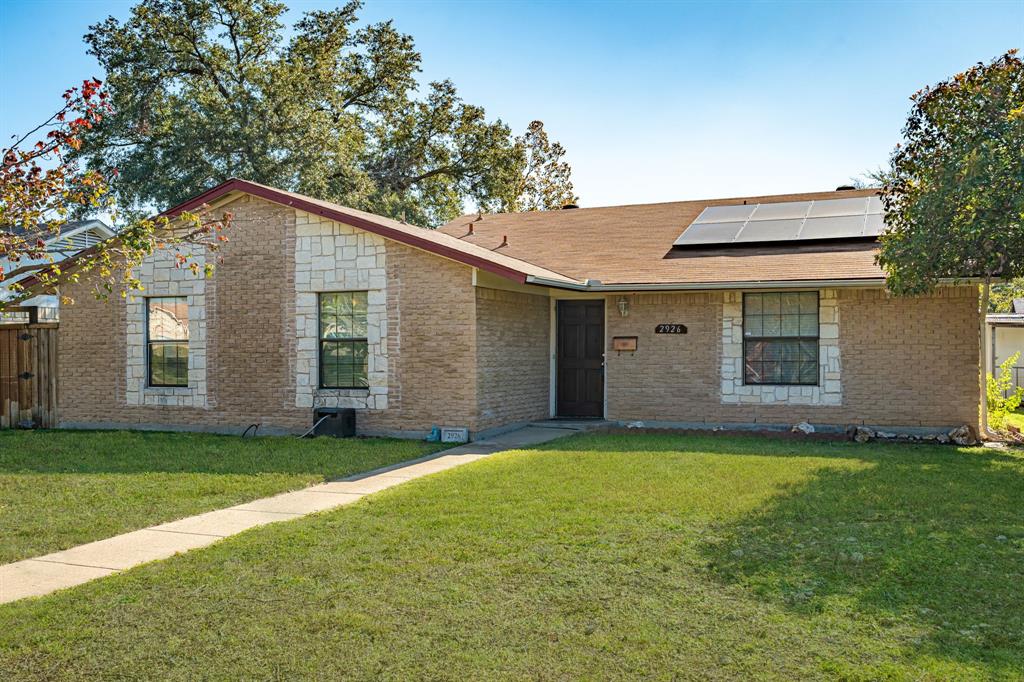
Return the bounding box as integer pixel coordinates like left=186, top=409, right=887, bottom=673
left=674, top=195, right=885, bottom=247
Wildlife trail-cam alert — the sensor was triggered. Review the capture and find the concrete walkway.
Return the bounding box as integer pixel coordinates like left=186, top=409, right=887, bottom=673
left=0, top=424, right=585, bottom=605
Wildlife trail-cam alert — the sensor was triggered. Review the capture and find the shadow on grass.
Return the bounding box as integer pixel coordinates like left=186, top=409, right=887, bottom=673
left=535, top=432, right=1024, bottom=670
left=0, top=429, right=439, bottom=477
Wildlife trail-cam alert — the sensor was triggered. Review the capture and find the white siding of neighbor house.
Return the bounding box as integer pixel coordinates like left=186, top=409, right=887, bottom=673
left=990, top=324, right=1024, bottom=391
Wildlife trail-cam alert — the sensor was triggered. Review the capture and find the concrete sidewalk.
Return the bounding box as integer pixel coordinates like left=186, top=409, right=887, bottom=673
left=0, top=424, right=585, bottom=605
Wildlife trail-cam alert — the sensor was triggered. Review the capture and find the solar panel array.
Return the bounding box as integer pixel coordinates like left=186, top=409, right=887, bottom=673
left=673, top=196, right=885, bottom=248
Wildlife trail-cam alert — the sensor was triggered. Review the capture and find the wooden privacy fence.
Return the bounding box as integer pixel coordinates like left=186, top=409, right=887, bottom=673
left=1, top=315, right=59, bottom=429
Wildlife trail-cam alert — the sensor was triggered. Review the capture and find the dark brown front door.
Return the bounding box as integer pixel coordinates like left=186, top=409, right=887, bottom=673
left=557, top=300, right=604, bottom=418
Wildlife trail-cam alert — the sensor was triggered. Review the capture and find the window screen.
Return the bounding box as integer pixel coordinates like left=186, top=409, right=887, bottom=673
left=743, top=292, right=819, bottom=385
left=147, top=297, right=189, bottom=387
left=319, top=292, right=369, bottom=389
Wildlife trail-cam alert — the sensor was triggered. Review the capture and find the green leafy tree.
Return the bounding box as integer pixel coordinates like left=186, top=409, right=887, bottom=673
left=80, top=0, right=575, bottom=226
left=989, top=277, right=1024, bottom=312
left=500, top=120, right=578, bottom=212
left=1, top=80, right=230, bottom=311
left=876, top=50, right=1024, bottom=434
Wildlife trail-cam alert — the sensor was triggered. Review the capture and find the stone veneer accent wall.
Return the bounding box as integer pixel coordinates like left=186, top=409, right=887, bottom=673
left=125, top=245, right=208, bottom=408
left=293, top=210, right=388, bottom=411
left=720, top=289, right=841, bottom=406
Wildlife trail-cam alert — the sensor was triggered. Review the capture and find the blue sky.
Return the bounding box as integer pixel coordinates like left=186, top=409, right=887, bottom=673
left=1, top=0, right=1021, bottom=207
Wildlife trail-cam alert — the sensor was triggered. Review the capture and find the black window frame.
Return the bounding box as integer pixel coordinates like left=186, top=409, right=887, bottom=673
left=742, top=291, right=820, bottom=387
left=318, top=291, right=369, bottom=390
left=146, top=296, right=190, bottom=388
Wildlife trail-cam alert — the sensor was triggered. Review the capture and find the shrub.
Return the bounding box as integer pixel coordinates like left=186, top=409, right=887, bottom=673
left=987, top=352, right=1024, bottom=431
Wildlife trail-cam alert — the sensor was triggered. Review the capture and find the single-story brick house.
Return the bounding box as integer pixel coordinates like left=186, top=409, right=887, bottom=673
left=52, top=179, right=980, bottom=437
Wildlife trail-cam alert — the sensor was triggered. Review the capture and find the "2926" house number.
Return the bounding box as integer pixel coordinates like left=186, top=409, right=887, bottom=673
left=654, top=324, right=687, bottom=334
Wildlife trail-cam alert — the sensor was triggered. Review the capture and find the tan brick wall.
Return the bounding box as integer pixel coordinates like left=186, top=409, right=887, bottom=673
left=58, top=195, right=311, bottom=432
left=359, top=241, right=479, bottom=435
left=56, top=192, right=979, bottom=437
left=57, top=272, right=133, bottom=423
left=835, top=286, right=978, bottom=427
left=605, top=286, right=979, bottom=429
left=606, top=292, right=720, bottom=422
left=57, top=196, right=483, bottom=436
left=475, top=287, right=550, bottom=431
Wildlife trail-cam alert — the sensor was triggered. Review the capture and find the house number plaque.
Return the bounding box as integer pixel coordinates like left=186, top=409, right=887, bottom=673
left=655, top=324, right=688, bottom=334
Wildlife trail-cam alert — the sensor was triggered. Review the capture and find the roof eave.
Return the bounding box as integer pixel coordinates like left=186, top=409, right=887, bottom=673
left=524, top=275, right=987, bottom=292
left=163, top=178, right=539, bottom=285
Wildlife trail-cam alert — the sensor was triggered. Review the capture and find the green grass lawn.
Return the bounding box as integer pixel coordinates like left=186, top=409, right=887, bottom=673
left=0, top=430, right=442, bottom=564
left=2, top=432, right=1022, bottom=680
left=1005, top=410, right=1024, bottom=432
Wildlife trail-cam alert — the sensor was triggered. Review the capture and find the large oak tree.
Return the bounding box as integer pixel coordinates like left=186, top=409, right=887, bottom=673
left=81, top=0, right=575, bottom=226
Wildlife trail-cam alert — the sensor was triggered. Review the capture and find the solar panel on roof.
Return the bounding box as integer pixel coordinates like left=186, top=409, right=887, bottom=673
left=691, top=204, right=756, bottom=224
left=863, top=212, right=886, bottom=236
left=673, top=195, right=886, bottom=248
left=674, top=221, right=746, bottom=244
left=799, top=215, right=866, bottom=240
left=806, top=196, right=870, bottom=218
left=735, top=218, right=803, bottom=242
left=748, top=201, right=812, bottom=221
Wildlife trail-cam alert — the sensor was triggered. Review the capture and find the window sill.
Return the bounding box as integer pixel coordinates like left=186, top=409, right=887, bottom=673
left=144, top=386, right=192, bottom=394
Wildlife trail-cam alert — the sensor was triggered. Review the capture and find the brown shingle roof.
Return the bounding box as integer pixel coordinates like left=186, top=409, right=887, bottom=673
left=168, top=179, right=582, bottom=285
left=438, top=189, right=884, bottom=286
left=20, top=180, right=582, bottom=295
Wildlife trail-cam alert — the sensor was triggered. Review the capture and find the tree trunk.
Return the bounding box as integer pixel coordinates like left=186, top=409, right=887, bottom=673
left=979, top=278, right=991, bottom=439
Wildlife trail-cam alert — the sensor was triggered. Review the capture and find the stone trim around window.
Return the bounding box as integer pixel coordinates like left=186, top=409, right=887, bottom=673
left=294, top=211, right=388, bottom=411
left=125, top=248, right=209, bottom=408
left=721, top=289, right=841, bottom=406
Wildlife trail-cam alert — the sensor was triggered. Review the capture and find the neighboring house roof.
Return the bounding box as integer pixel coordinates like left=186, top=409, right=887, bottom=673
left=988, top=314, right=1024, bottom=327
left=3, top=220, right=115, bottom=300
left=437, top=189, right=884, bottom=286
left=5, top=219, right=115, bottom=248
